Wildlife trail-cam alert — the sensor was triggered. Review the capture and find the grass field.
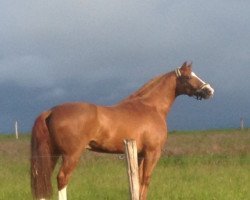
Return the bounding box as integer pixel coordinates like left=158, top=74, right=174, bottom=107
left=0, top=129, right=250, bottom=200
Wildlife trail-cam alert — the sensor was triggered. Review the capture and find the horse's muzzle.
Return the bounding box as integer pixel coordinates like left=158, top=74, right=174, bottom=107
left=194, top=84, right=214, bottom=100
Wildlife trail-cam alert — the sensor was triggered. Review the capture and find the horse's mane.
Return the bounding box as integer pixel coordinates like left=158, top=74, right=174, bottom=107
left=124, top=73, right=167, bottom=100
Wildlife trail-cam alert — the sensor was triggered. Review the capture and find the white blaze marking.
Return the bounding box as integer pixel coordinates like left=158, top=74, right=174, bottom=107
left=191, top=72, right=206, bottom=84
left=191, top=72, right=214, bottom=96
left=205, top=84, right=215, bottom=96
left=58, top=186, right=67, bottom=200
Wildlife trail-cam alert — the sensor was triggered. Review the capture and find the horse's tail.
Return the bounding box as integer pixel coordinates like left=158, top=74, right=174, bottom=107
left=31, top=110, right=53, bottom=199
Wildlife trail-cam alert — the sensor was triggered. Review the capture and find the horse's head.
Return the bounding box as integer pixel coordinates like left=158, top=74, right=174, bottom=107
left=175, top=62, right=214, bottom=100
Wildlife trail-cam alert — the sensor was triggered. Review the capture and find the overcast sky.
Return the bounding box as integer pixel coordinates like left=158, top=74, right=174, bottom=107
left=0, top=0, right=250, bottom=133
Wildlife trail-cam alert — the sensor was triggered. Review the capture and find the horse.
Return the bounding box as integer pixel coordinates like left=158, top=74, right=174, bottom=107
left=30, top=61, right=214, bottom=200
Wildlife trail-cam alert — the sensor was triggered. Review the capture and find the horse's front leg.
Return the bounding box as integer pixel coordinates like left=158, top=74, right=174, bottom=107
left=140, top=149, right=161, bottom=200
left=138, top=154, right=145, bottom=195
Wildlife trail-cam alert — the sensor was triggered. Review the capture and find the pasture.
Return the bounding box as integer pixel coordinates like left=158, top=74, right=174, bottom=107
left=0, top=129, right=250, bottom=200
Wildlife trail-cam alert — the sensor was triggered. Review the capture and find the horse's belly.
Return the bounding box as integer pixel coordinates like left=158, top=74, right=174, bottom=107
left=86, top=135, right=143, bottom=154
left=86, top=139, right=125, bottom=154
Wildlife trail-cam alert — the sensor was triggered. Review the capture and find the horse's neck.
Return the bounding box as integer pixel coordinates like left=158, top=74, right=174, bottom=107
left=122, top=72, right=177, bottom=115
left=142, top=73, right=177, bottom=115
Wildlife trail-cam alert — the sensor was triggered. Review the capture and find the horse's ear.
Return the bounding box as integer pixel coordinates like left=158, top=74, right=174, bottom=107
left=181, top=61, right=188, bottom=69
left=181, top=61, right=192, bottom=69
left=187, top=61, right=193, bottom=68
left=180, top=61, right=192, bottom=75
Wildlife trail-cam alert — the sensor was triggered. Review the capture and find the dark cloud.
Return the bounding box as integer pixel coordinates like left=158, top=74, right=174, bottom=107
left=0, top=0, right=250, bottom=132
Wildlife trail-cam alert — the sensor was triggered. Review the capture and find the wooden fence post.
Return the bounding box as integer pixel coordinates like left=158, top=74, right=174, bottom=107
left=240, top=117, right=244, bottom=130
left=124, top=140, right=140, bottom=200
left=15, top=121, right=19, bottom=139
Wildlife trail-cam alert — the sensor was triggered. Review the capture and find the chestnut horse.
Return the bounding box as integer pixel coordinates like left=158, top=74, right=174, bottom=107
left=31, top=62, right=214, bottom=200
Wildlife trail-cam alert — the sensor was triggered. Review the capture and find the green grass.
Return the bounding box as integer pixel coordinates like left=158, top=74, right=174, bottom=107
left=0, top=129, right=250, bottom=200
left=66, top=155, right=250, bottom=200
left=169, top=128, right=250, bottom=135
left=150, top=155, right=250, bottom=200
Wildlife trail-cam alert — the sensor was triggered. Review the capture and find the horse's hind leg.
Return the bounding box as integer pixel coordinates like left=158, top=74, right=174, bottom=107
left=57, top=151, right=82, bottom=200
